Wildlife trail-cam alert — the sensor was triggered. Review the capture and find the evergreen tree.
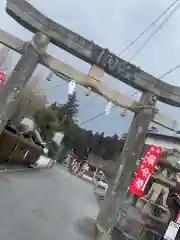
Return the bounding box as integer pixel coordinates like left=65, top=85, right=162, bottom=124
left=51, top=92, right=79, bottom=128
left=34, top=107, right=59, bottom=141
left=34, top=94, right=127, bottom=161
left=65, top=92, right=79, bottom=123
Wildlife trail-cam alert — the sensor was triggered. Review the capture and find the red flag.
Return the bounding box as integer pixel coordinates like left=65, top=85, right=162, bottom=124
left=0, top=72, right=5, bottom=84
left=129, top=144, right=163, bottom=197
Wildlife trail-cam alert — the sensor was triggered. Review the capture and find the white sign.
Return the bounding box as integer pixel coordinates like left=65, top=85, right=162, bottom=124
left=164, top=221, right=179, bottom=240
left=105, top=101, right=112, bottom=116
left=68, top=81, right=76, bottom=95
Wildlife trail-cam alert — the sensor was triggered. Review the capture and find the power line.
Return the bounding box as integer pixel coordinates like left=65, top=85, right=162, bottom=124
left=129, top=2, right=180, bottom=62
left=119, top=0, right=180, bottom=57
left=80, top=112, right=104, bottom=126
left=44, top=73, right=99, bottom=112
left=79, top=0, right=180, bottom=122
left=80, top=105, right=117, bottom=126
left=158, top=63, right=180, bottom=79
left=80, top=94, right=99, bottom=109
left=35, top=10, right=180, bottom=127
left=128, top=1, right=180, bottom=96
left=137, top=62, right=180, bottom=92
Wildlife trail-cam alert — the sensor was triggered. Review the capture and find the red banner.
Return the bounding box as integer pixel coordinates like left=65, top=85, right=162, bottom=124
left=176, top=209, right=180, bottom=224
left=129, top=144, right=163, bottom=197
left=0, top=72, right=5, bottom=84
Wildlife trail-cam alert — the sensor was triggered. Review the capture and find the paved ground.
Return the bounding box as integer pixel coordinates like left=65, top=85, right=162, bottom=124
left=0, top=166, right=99, bottom=240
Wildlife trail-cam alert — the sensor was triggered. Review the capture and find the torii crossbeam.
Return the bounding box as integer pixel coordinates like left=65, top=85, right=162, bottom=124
left=6, top=0, right=180, bottom=107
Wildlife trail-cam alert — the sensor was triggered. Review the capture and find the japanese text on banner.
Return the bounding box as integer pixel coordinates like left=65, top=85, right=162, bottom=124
left=129, top=144, right=163, bottom=197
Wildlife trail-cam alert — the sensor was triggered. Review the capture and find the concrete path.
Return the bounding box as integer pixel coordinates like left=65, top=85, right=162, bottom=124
left=0, top=166, right=99, bottom=240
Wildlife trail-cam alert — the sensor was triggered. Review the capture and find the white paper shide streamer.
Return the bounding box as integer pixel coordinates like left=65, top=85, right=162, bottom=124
left=68, top=80, right=76, bottom=95
left=105, top=101, right=112, bottom=116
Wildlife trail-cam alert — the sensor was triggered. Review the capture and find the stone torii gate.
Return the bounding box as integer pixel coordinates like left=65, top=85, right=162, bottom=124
left=1, top=0, right=180, bottom=238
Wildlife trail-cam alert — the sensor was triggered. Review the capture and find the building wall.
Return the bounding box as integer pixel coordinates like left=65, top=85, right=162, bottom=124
left=146, top=136, right=180, bottom=151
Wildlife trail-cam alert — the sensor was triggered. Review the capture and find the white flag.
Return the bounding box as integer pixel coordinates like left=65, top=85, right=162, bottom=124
left=105, top=101, right=112, bottom=116
left=68, top=81, right=76, bottom=95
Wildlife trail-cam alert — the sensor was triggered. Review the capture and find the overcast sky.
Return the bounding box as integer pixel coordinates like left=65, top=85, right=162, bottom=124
left=1, top=0, right=180, bottom=136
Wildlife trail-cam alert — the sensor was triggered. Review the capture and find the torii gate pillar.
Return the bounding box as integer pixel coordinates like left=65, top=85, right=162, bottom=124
left=0, top=32, right=49, bottom=132
left=96, top=92, right=156, bottom=239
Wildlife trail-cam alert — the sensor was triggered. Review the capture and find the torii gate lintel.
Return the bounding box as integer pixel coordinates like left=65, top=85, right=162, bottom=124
left=6, top=0, right=180, bottom=107
left=0, top=28, right=177, bottom=131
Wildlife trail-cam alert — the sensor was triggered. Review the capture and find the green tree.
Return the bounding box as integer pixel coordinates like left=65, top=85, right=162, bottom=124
left=65, top=92, right=79, bottom=122
left=59, top=92, right=79, bottom=128
left=34, top=92, right=79, bottom=147
left=34, top=93, right=127, bottom=162
left=49, top=92, right=79, bottom=129
left=34, top=107, right=59, bottom=142
left=63, top=123, right=89, bottom=155
left=42, top=93, right=80, bottom=158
